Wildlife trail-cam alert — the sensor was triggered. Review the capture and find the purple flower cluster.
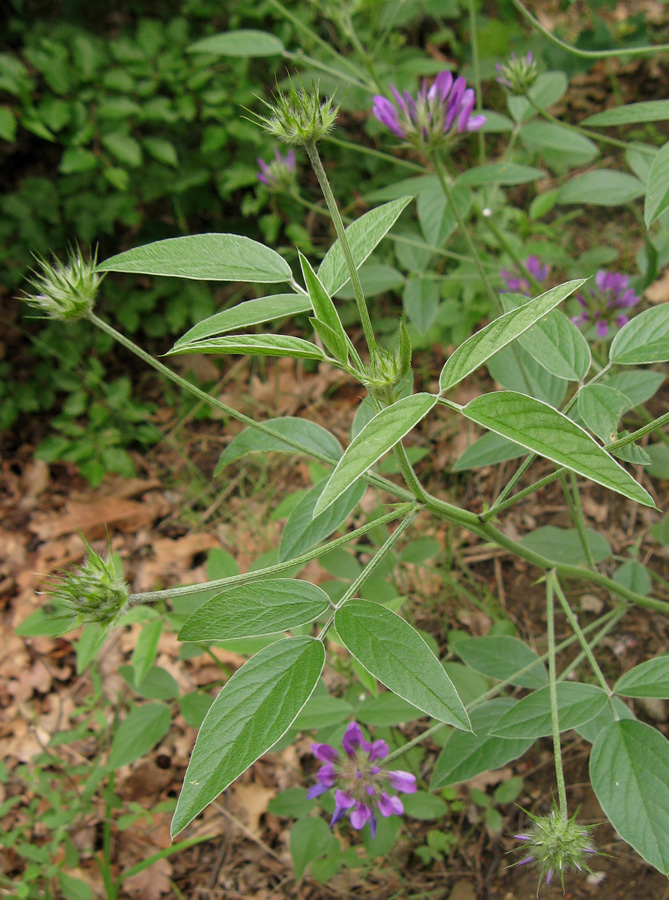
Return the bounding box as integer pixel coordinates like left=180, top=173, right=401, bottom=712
left=500, top=254, right=550, bottom=295
left=256, top=148, right=297, bottom=191
left=572, top=270, right=639, bottom=338
left=307, top=722, right=416, bottom=837
left=372, top=71, right=486, bottom=151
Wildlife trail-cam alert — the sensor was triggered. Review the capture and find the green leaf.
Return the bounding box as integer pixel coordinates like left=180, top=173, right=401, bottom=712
left=583, top=100, right=669, bottom=127
left=401, top=792, right=449, bottom=820
left=335, top=600, right=471, bottom=730
left=575, top=696, right=634, bottom=744
left=614, top=560, right=652, bottom=596
left=615, top=656, right=669, bottom=699
left=299, top=252, right=348, bottom=362
left=57, top=872, right=93, bottom=900
left=519, top=526, right=611, bottom=566
left=461, top=391, right=655, bottom=508
left=487, top=342, right=567, bottom=407
left=335, top=263, right=404, bottom=299
left=491, top=683, right=609, bottom=740
left=516, top=309, right=591, bottom=381
left=647, top=444, right=669, bottom=479
left=293, top=694, right=354, bottom=730
left=131, top=618, right=162, bottom=686
left=119, top=665, right=180, bottom=700
left=279, top=477, right=366, bottom=561
left=557, top=170, right=645, bottom=206
left=508, top=72, right=568, bottom=122
left=355, top=692, right=422, bottom=726
left=188, top=30, right=284, bottom=57
left=290, top=817, right=335, bottom=880
left=431, top=699, right=534, bottom=789
left=644, top=141, right=669, bottom=226
left=171, top=636, right=325, bottom=836
left=108, top=703, right=171, bottom=770
left=578, top=384, right=630, bottom=443
left=603, top=370, right=665, bottom=407
left=101, top=132, right=142, bottom=167
left=519, top=122, right=598, bottom=166
left=178, top=579, right=331, bottom=641
left=318, top=197, right=413, bottom=296
left=610, top=306, right=669, bottom=365
left=454, top=636, right=547, bottom=689
left=142, top=136, right=178, bottom=167
left=457, top=162, right=545, bottom=186
left=215, top=418, right=341, bottom=474
left=179, top=692, right=214, bottom=729
left=0, top=107, right=17, bottom=142
left=97, top=234, right=292, bottom=283
left=417, top=182, right=471, bottom=246
left=174, top=294, right=312, bottom=345
left=590, top=720, right=669, bottom=874
left=439, top=281, right=584, bottom=392
left=268, top=788, right=316, bottom=818
left=452, top=431, right=525, bottom=471
left=314, top=393, right=437, bottom=515
left=403, top=277, right=439, bottom=333
left=59, top=147, right=98, bottom=174
left=168, top=333, right=324, bottom=360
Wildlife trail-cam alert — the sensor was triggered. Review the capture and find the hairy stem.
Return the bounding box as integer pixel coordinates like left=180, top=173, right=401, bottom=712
left=546, top=576, right=569, bottom=818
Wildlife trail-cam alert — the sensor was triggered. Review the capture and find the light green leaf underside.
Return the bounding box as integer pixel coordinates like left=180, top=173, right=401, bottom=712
left=461, top=391, right=654, bottom=508
left=615, top=656, right=669, bottom=699
left=187, top=30, right=285, bottom=57
left=335, top=600, right=471, bottom=730
left=516, top=308, right=591, bottom=381
left=439, top=281, right=584, bottom=392
left=314, top=393, right=437, bottom=516
left=97, top=234, right=292, bottom=283
left=644, top=141, right=669, bottom=227
left=452, top=431, right=525, bottom=472
left=590, top=720, right=669, bottom=874
left=168, top=334, right=325, bottom=360
left=178, top=579, right=331, bottom=641
left=578, top=384, right=630, bottom=443
left=582, top=100, right=669, bottom=127
left=318, top=197, right=413, bottom=296
left=610, top=305, right=669, bottom=365
left=491, top=683, right=609, bottom=739
left=171, top=636, right=325, bottom=836
left=215, top=418, right=341, bottom=475
left=174, top=295, right=312, bottom=345
left=557, top=170, right=645, bottom=206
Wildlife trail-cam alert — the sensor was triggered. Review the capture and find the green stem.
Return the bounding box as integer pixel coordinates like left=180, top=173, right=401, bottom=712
left=283, top=50, right=370, bottom=92
left=560, top=604, right=626, bottom=684
left=369, top=0, right=407, bottom=62
left=563, top=471, right=596, bottom=568
left=128, top=504, right=415, bottom=604
left=304, top=140, right=378, bottom=353
left=324, top=133, right=426, bottom=171
left=509, top=0, right=669, bottom=58
left=546, top=576, right=568, bottom=818
left=467, top=0, right=485, bottom=165
left=430, top=153, right=501, bottom=311
left=551, top=575, right=612, bottom=694
left=491, top=453, right=536, bottom=509
left=393, top=441, right=429, bottom=502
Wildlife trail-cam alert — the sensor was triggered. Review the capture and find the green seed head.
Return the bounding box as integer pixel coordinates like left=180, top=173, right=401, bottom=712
left=496, top=51, right=539, bottom=96
left=364, top=322, right=412, bottom=399
left=21, top=245, right=102, bottom=321
left=254, top=79, right=339, bottom=146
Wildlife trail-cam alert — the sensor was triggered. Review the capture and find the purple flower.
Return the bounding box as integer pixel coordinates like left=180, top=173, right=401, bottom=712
left=500, top=254, right=550, bottom=296
left=571, top=269, right=640, bottom=338
left=372, top=71, right=486, bottom=151
left=495, top=51, right=538, bottom=94
left=306, top=722, right=417, bottom=838
left=256, top=148, right=297, bottom=191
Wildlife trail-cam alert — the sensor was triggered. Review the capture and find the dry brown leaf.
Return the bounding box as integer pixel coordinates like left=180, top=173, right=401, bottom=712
left=467, top=766, right=513, bottom=792
left=123, top=856, right=173, bottom=900
left=645, top=268, right=669, bottom=304
left=132, top=532, right=219, bottom=592
left=30, top=495, right=166, bottom=541
left=231, top=781, right=276, bottom=836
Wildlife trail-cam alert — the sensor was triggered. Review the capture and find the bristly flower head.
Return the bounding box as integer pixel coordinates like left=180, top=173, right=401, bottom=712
left=21, top=245, right=102, bottom=321
left=512, top=805, right=598, bottom=894
left=257, top=148, right=297, bottom=192
left=372, top=71, right=486, bottom=152
left=307, top=722, right=417, bottom=838
left=500, top=254, right=550, bottom=296
left=44, top=535, right=130, bottom=629
left=571, top=270, right=639, bottom=338
left=254, top=78, right=339, bottom=146
left=496, top=51, right=539, bottom=95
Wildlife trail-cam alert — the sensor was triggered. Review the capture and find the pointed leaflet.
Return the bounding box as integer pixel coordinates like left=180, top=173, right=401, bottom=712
left=171, top=636, right=325, bottom=836
left=614, top=655, right=669, bottom=699
left=578, top=384, right=630, bottom=443
left=490, top=683, right=609, bottom=740
left=454, top=636, right=548, bottom=689
left=335, top=600, right=471, bottom=730
left=461, top=391, right=655, bottom=508
left=644, top=141, right=669, bottom=227
left=215, top=418, right=341, bottom=475
left=439, top=281, right=584, bottom=393
left=174, top=294, right=312, bottom=346
left=299, top=252, right=349, bottom=363
left=187, top=30, right=284, bottom=57
left=279, top=477, right=366, bottom=562
left=583, top=100, right=669, bottom=127
left=318, top=197, right=413, bottom=296
left=313, top=393, right=437, bottom=516
left=610, top=305, right=669, bottom=365
left=108, top=703, right=171, bottom=770
left=97, top=234, right=292, bottom=283
left=431, top=699, right=534, bottom=789
left=178, top=580, right=331, bottom=641
left=167, top=334, right=325, bottom=360
left=516, top=309, right=591, bottom=381
left=591, top=720, right=669, bottom=874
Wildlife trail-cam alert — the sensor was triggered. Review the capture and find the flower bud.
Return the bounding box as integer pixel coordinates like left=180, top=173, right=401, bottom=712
left=495, top=51, right=539, bottom=95
left=21, top=245, right=102, bottom=321
left=45, top=536, right=130, bottom=629
left=254, top=79, right=339, bottom=146
left=363, top=321, right=412, bottom=399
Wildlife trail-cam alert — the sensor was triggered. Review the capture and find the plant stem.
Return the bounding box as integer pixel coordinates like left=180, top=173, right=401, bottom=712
left=304, top=141, right=378, bottom=353
left=562, top=472, right=596, bottom=568
left=430, top=153, right=501, bottom=311
left=551, top=575, right=612, bottom=694
left=546, top=576, right=568, bottom=818
left=467, top=0, right=486, bottom=165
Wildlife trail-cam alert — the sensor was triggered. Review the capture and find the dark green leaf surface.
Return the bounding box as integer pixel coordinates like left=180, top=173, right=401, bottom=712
left=491, top=683, right=609, bottom=739
left=215, top=418, right=341, bottom=475
left=279, top=478, right=366, bottom=561
left=615, top=656, right=669, bottom=699
left=109, top=703, right=171, bottom=770
left=455, top=636, right=548, bottom=689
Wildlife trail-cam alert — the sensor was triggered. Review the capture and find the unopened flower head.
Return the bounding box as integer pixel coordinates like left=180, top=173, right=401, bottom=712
left=512, top=805, right=598, bottom=893
left=372, top=71, right=486, bottom=152
left=257, top=148, right=297, bottom=192
left=307, top=722, right=417, bottom=837
left=45, top=536, right=130, bottom=628
left=500, top=254, right=550, bottom=296
left=363, top=320, right=411, bottom=398
left=254, top=79, right=339, bottom=146
left=21, top=245, right=102, bottom=321
left=496, top=51, right=539, bottom=95
left=572, top=270, right=639, bottom=338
